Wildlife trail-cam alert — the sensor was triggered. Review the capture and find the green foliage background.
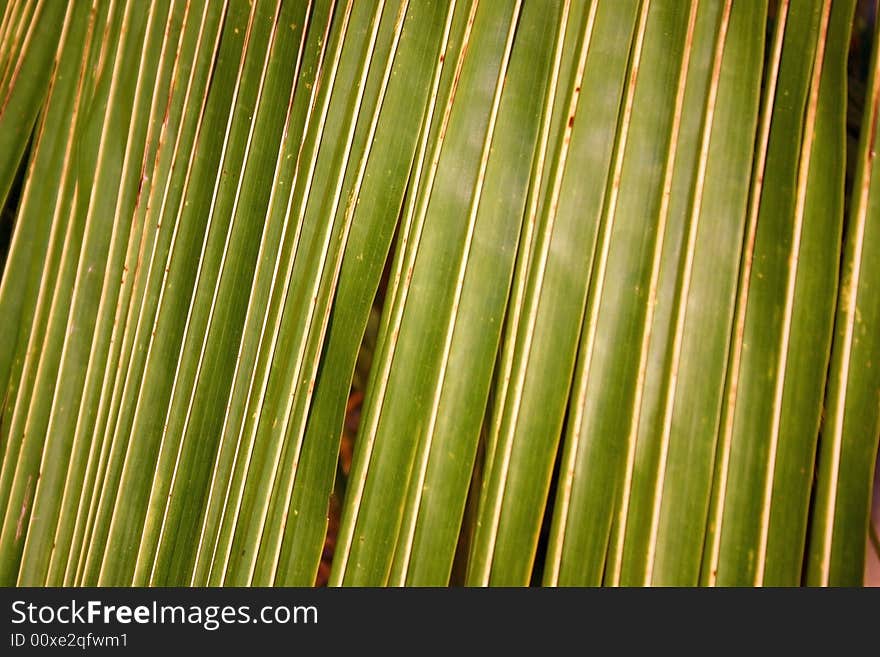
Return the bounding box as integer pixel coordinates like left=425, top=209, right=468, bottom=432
left=0, top=0, right=878, bottom=587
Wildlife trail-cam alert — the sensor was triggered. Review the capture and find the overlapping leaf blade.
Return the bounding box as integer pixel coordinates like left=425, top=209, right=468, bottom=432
left=704, top=0, right=852, bottom=586
left=468, top=0, right=642, bottom=586
left=0, top=0, right=147, bottom=585
left=807, top=4, right=880, bottom=587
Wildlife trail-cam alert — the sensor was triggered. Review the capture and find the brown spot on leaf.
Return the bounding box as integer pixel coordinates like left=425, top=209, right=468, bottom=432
left=16, top=475, right=34, bottom=541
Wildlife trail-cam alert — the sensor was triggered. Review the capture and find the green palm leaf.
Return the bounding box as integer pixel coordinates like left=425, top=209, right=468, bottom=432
left=0, top=0, right=877, bottom=588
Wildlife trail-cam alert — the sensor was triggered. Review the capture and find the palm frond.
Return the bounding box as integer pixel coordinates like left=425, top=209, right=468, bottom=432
left=0, top=0, right=877, bottom=587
